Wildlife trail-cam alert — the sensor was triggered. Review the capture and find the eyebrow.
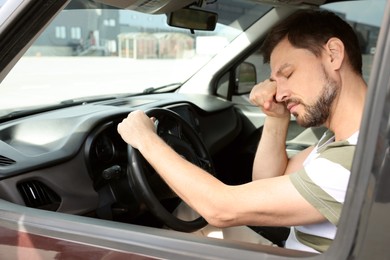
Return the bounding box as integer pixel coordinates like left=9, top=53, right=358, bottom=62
left=270, top=63, right=292, bottom=81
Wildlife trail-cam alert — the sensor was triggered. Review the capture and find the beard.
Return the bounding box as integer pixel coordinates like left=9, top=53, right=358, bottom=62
left=290, top=66, right=339, bottom=128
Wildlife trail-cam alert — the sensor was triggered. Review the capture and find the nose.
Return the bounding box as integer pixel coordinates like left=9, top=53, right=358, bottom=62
left=275, top=83, right=289, bottom=103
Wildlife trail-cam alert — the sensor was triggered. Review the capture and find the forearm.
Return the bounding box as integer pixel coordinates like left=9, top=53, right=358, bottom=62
left=137, top=133, right=233, bottom=226
left=252, top=116, right=290, bottom=180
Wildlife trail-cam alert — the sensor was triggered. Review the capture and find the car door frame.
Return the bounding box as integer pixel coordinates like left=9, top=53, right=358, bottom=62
left=327, top=1, right=390, bottom=259
left=0, top=0, right=390, bottom=259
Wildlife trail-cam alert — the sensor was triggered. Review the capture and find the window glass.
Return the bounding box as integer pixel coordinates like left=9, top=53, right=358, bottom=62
left=0, top=0, right=271, bottom=118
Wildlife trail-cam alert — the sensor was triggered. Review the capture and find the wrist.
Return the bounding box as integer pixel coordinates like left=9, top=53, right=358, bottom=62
left=137, top=131, right=162, bottom=153
left=264, top=116, right=290, bottom=137
left=265, top=115, right=290, bottom=125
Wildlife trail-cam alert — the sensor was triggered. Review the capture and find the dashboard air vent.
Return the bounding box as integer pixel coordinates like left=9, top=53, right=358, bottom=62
left=0, top=155, right=16, bottom=166
left=17, top=180, right=61, bottom=211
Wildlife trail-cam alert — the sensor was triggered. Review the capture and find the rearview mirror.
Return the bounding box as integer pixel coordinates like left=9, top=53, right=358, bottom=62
left=167, top=8, right=218, bottom=31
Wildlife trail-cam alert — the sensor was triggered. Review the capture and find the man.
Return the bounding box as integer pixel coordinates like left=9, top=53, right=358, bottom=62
left=117, top=10, right=366, bottom=253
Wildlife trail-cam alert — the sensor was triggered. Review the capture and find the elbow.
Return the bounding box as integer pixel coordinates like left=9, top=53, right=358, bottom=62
left=207, top=219, right=233, bottom=229
left=201, top=207, right=237, bottom=228
left=195, top=186, right=239, bottom=228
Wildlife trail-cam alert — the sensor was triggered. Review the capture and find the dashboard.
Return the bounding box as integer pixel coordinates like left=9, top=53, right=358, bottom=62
left=0, top=93, right=241, bottom=224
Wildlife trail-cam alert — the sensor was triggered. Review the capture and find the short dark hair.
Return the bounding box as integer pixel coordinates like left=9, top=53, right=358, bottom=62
left=260, top=10, right=362, bottom=75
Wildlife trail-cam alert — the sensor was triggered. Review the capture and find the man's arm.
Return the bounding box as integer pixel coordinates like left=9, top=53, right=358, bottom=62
left=117, top=111, right=325, bottom=228
left=252, top=116, right=290, bottom=180
left=252, top=116, right=315, bottom=179
left=249, top=80, right=293, bottom=180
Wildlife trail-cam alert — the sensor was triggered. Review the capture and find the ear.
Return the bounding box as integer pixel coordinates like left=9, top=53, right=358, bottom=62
left=324, top=37, right=345, bottom=71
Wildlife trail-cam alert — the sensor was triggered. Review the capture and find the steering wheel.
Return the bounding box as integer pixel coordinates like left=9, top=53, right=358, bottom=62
left=127, top=108, right=215, bottom=232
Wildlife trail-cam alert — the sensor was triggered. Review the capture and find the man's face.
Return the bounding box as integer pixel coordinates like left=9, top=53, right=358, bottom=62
left=269, top=38, right=339, bottom=127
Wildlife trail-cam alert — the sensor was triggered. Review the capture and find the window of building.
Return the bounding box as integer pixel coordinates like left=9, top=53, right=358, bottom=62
left=55, top=26, right=66, bottom=39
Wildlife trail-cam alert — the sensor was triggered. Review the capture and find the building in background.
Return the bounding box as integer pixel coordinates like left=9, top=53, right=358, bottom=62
left=24, top=3, right=380, bottom=59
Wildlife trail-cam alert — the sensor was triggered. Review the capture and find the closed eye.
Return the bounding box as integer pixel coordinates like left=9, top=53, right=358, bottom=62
left=271, top=63, right=293, bottom=81
left=285, top=71, right=293, bottom=79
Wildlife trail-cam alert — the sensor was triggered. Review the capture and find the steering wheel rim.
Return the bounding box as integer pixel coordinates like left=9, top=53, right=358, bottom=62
left=127, top=108, right=214, bottom=232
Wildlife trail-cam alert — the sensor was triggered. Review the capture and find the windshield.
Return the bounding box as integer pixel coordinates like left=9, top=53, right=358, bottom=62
left=0, top=0, right=270, bottom=117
